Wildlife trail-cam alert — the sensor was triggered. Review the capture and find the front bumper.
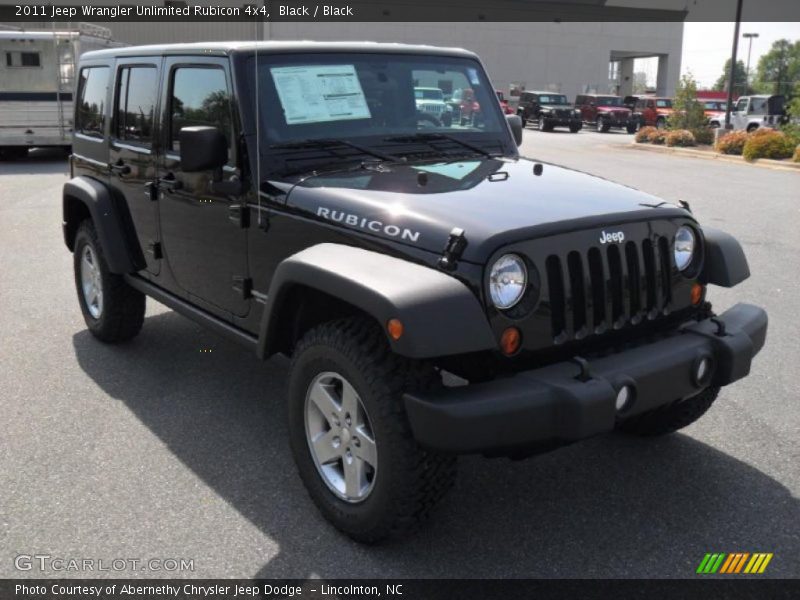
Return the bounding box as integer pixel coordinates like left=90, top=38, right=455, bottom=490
left=542, top=115, right=582, bottom=127
left=404, top=303, right=767, bottom=454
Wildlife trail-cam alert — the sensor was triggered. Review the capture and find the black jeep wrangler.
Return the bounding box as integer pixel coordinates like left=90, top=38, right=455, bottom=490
left=517, top=91, right=582, bottom=133
left=63, top=42, right=767, bottom=543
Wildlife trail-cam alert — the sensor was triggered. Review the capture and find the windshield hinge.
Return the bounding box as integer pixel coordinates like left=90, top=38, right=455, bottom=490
left=438, top=227, right=468, bottom=271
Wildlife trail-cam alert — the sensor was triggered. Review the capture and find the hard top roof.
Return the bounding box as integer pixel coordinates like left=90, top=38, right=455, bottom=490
left=81, top=40, right=478, bottom=61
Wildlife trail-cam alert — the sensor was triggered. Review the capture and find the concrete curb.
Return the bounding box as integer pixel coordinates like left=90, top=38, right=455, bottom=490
left=626, top=142, right=800, bottom=172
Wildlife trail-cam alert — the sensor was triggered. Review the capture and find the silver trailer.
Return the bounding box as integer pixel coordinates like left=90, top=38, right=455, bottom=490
left=0, top=25, right=123, bottom=158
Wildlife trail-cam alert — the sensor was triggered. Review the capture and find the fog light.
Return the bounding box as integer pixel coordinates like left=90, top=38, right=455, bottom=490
left=694, top=357, right=712, bottom=384
left=615, top=385, right=633, bottom=412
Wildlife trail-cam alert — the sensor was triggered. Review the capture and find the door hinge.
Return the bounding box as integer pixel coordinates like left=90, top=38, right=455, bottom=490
left=148, top=241, right=162, bottom=260
left=228, top=204, right=250, bottom=228
left=232, top=276, right=252, bottom=300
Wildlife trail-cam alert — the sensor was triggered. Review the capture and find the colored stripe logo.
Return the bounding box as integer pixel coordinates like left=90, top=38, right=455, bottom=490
left=697, top=552, right=773, bottom=574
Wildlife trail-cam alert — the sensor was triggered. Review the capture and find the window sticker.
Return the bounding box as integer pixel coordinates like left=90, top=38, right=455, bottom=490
left=467, top=67, right=480, bottom=86
left=271, top=64, right=371, bottom=125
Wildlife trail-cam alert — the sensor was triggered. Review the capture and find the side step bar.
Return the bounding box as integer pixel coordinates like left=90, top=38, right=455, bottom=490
left=124, top=275, right=259, bottom=352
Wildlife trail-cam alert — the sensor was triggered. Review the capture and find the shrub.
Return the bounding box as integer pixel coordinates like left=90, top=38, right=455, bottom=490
left=780, top=122, right=800, bottom=148
left=667, top=73, right=706, bottom=131
left=666, top=129, right=696, bottom=147
left=742, top=129, right=795, bottom=162
left=651, top=130, right=668, bottom=145
left=635, top=126, right=658, bottom=143
left=715, top=130, right=749, bottom=155
left=748, top=127, right=774, bottom=138
left=691, top=127, right=715, bottom=145
left=794, top=145, right=800, bottom=163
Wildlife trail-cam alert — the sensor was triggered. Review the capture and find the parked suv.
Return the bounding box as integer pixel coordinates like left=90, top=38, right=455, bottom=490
left=634, top=97, right=674, bottom=129
left=64, top=42, right=767, bottom=543
left=709, top=95, right=787, bottom=131
left=516, top=91, right=582, bottom=133
left=575, top=94, right=638, bottom=133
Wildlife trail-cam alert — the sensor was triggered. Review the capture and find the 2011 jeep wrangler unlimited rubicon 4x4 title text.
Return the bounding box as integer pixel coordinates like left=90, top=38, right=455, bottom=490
left=63, top=42, right=767, bottom=543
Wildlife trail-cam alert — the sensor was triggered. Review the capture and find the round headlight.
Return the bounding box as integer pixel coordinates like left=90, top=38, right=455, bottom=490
left=490, top=254, right=527, bottom=309
left=674, top=226, right=696, bottom=271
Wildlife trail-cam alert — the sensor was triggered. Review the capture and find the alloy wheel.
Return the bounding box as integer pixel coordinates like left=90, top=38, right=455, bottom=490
left=80, top=245, right=103, bottom=319
left=304, top=371, right=378, bottom=503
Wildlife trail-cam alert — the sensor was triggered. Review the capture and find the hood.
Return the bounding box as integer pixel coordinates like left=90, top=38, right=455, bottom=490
left=597, top=105, right=631, bottom=114
left=279, top=157, right=689, bottom=264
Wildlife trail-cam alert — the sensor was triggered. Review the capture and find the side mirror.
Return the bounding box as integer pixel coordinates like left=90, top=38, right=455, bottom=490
left=179, top=126, right=227, bottom=172
left=506, top=114, right=523, bottom=147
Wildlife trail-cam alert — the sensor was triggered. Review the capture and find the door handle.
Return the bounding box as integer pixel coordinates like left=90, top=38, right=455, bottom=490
left=157, top=173, right=183, bottom=192
left=109, top=160, right=130, bottom=175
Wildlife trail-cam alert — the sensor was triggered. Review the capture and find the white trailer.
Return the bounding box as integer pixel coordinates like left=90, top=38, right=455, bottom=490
left=0, top=25, right=123, bottom=158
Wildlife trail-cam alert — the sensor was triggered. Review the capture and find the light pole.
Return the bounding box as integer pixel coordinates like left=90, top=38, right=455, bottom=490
left=743, top=32, right=759, bottom=94
left=724, top=0, right=744, bottom=129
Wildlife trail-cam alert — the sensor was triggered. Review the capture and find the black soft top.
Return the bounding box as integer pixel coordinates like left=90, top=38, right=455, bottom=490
left=81, top=40, right=478, bottom=61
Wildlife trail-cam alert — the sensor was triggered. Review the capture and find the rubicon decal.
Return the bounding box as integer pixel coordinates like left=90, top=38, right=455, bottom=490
left=316, top=207, right=421, bottom=242
left=696, top=552, right=773, bottom=574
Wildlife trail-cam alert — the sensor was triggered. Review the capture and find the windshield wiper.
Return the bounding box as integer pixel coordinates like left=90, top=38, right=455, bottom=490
left=383, top=132, right=496, bottom=159
left=270, top=138, right=401, bottom=162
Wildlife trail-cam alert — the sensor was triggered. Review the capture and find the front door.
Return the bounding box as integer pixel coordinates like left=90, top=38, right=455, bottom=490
left=157, top=56, right=249, bottom=317
left=732, top=98, right=749, bottom=129
left=108, top=59, right=161, bottom=275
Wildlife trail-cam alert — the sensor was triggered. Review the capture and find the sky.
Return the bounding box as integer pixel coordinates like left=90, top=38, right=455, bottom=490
left=681, top=22, right=800, bottom=88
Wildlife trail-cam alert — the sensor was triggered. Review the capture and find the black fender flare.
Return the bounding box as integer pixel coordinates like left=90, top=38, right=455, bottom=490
left=63, top=177, right=142, bottom=274
left=256, top=243, right=497, bottom=359
left=700, top=227, right=750, bottom=288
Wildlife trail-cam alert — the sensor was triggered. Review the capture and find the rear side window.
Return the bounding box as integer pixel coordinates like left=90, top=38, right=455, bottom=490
left=6, top=51, right=41, bottom=67
left=169, top=67, right=232, bottom=154
left=76, top=66, right=109, bottom=138
left=115, top=66, right=158, bottom=147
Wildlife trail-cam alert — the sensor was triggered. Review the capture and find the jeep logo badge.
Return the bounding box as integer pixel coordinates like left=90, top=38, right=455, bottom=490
left=599, top=230, right=625, bottom=244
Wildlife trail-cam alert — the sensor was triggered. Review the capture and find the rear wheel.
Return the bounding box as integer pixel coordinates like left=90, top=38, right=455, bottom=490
left=617, top=387, right=721, bottom=436
left=287, top=317, right=456, bottom=543
left=655, top=117, right=666, bottom=129
left=747, top=124, right=759, bottom=133
left=626, top=122, right=638, bottom=134
left=73, top=220, right=145, bottom=343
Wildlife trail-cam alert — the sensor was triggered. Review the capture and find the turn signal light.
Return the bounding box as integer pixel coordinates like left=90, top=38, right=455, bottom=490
left=500, top=327, right=521, bottom=356
left=387, top=318, right=404, bottom=341
left=691, top=282, right=704, bottom=305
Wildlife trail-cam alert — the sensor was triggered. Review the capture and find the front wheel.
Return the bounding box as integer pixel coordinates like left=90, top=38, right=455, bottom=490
left=596, top=116, right=610, bottom=133
left=617, top=386, right=720, bottom=437
left=287, top=317, right=456, bottom=543
left=569, top=123, right=581, bottom=133
left=73, top=220, right=145, bottom=342
left=626, top=123, right=638, bottom=134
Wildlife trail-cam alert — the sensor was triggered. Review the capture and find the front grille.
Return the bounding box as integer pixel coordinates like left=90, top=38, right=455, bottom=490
left=544, top=236, right=673, bottom=344
left=555, top=109, right=571, bottom=118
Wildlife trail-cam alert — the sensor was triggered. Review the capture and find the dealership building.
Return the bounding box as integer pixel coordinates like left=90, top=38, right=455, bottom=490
left=2, top=0, right=686, bottom=99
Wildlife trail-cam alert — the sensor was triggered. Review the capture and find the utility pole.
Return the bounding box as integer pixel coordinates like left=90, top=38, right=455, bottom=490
left=743, top=32, right=759, bottom=94
left=724, top=0, right=744, bottom=129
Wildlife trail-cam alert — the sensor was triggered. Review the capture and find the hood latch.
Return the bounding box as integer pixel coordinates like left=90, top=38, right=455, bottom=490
left=438, top=227, right=468, bottom=271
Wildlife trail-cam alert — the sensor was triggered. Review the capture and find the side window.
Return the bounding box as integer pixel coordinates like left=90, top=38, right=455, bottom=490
left=5, top=51, right=41, bottom=67
left=170, top=67, right=232, bottom=156
left=76, top=66, right=109, bottom=138
left=647, top=100, right=655, bottom=109
left=115, top=66, right=158, bottom=147
left=735, top=98, right=748, bottom=113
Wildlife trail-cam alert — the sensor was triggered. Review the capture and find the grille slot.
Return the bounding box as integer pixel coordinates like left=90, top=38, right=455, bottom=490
left=546, top=235, right=673, bottom=343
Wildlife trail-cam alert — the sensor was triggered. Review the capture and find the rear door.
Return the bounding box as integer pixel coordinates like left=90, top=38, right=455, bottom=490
left=108, top=58, right=161, bottom=275
left=156, top=56, right=249, bottom=317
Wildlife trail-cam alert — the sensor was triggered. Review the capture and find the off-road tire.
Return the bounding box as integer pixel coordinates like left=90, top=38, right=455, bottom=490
left=655, top=117, right=666, bottom=130
left=597, top=116, right=610, bottom=133
left=287, top=317, right=456, bottom=543
left=73, top=220, right=145, bottom=343
left=747, top=124, right=759, bottom=133
left=617, top=386, right=721, bottom=437
left=569, top=124, right=581, bottom=133
left=626, top=123, right=638, bottom=134
left=539, top=116, right=551, bottom=132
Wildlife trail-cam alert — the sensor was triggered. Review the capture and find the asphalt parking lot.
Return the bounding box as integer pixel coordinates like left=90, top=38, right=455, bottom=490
left=1, top=129, right=798, bottom=579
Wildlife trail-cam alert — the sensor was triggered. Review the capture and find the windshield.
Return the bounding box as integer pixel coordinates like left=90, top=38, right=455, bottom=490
left=416, top=88, right=443, bottom=101
left=540, top=94, right=568, bottom=105
left=246, top=53, right=510, bottom=174
left=704, top=101, right=726, bottom=111
left=596, top=96, right=623, bottom=106
left=656, top=99, right=672, bottom=108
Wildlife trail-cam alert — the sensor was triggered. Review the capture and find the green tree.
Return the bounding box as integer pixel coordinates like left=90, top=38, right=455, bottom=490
left=753, top=39, right=800, bottom=97
left=668, top=73, right=706, bottom=130
left=713, top=58, right=751, bottom=95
